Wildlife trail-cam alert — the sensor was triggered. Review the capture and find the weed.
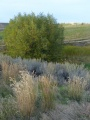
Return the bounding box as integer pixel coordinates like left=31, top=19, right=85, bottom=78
left=68, top=76, right=87, bottom=101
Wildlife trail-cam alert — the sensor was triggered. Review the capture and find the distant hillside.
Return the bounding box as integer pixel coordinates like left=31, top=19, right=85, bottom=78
left=63, top=23, right=90, bottom=41
left=0, top=23, right=8, bottom=31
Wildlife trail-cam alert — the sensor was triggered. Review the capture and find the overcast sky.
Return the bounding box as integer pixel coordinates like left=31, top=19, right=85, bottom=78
left=0, top=0, right=90, bottom=23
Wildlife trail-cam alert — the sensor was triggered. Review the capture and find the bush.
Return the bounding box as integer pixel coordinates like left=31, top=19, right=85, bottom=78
left=53, top=63, right=69, bottom=84
left=0, top=84, right=13, bottom=98
left=4, top=13, right=64, bottom=62
left=0, top=96, right=19, bottom=120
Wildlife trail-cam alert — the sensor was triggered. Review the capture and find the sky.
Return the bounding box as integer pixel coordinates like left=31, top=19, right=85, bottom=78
left=0, top=0, right=90, bottom=23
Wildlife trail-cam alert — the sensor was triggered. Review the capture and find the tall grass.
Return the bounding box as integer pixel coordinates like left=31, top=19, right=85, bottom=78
left=0, top=54, right=90, bottom=119
left=12, top=71, right=57, bottom=118
left=12, top=71, right=38, bottom=118
left=39, top=76, right=57, bottom=111
left=62, top=45, right=90, bottom=56
left=1, top=61, right=19, bottom=83
left=61, top=45, right=90, bottom=63
left=68, top=76, right=87, bottom=101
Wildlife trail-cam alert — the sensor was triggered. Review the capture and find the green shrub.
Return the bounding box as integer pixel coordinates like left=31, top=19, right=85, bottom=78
left=58, top=85, right=69, bottom=104
left=0, top=96, right=19, bottom=120
left=4, top=13, right=64, bottom=62
left=0, top=84, right=13, bottom=97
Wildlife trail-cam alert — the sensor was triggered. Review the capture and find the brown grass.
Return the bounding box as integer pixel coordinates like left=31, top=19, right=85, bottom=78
left=1, top=61, right=19, bottom=83
left=39, top=76, right=57, bottom=111
left=12, top=71, right=57, bottom=118
left=68, top=76, right=87, bottom=101
left=13, top=71, right=38, bottom=118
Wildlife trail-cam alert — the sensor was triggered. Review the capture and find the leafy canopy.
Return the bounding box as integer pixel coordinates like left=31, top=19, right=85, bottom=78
left=4, top=13, right=64, bottom=62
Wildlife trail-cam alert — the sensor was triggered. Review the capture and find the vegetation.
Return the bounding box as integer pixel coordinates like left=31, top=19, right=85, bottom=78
left=1, top=23, right=90, bottom=42
left=0, top=12, right=90, bottom=120
left=4, top=13, right=64, bottom=62
left=0, top=22, right=89, bottom=63
left=38, top=76, right=57, bottom=110
left=68, top=76, right=86, bottom=101
left=63, top=23, right=90, bottom=41
left=60, top=45, right=90, bottom=64
left=0, top=31, right=3, bottom=40
left=0, top=54, right=90, bottom=119
left=62, top=45, right=90, bottom=56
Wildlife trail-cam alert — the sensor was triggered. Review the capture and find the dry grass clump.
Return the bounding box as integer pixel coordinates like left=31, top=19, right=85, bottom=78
left=12, top=71, right=38, bottom=118
left=12, top=71, right=57, bottom=118
left=1, top=61, right=19, bottom=83
left=68, top=76, right=87, bottom=101
left=39, top=76, right=57, bottom=111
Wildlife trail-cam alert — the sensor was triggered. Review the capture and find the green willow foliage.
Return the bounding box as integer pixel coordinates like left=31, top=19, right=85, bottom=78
left=4, top=13, right=64, bottom=62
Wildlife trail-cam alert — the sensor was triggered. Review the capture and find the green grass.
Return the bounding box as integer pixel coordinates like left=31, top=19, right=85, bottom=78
left=61, top=45, right=90, bottom=64
left=62, top=45, right=90, bottom=56
left=63, top=23, right=90, bottom=41
left=84, top=63, right=90, bottom=70
left=57, top=85, right=69, bottom=104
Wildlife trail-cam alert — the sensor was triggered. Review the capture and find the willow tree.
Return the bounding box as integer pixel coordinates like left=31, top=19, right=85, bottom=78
left=4, top=13, right=64, bottom=62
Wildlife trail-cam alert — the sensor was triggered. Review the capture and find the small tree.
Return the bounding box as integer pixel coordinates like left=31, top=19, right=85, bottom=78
left=4, top=13, right=64, bottom=62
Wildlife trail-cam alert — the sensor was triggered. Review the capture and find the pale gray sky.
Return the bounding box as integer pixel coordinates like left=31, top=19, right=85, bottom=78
left=0, top=0, right=90, bottom=23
